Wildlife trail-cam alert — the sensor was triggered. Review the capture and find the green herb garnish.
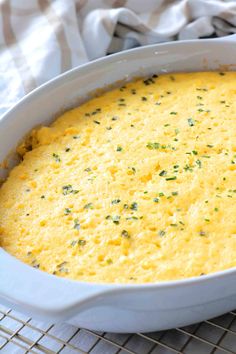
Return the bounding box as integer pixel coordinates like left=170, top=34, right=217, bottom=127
left=84, top=203, right=93, bottom=209
left=126, top=216, right=139, bottom=220
left=166, top=176, right=177, bottom=181
left=128, top=167, right=136, bottom=174
left=146, top=142, right=160, bottom=150
left=71, top=239, right=86, bottom=246
left=62, top=185, right=79, bottom=195
left=196, top=159, right=202, bottom=168
left=159, top=170, right=167, bottom=177
left=130, top=202, right=138, bottom=211
left=73, top=218, right=80, bottom=230
left=52, top=153, right=61, bottom=162
left=112, top=199, right=121, bottom=205
left=64, top=208, right=71, bottom=215
left=106, top=215, right=120, bottom=224
left=121, top=230, right=130, bottom=238
left=187, top=118, right=195, bottom=127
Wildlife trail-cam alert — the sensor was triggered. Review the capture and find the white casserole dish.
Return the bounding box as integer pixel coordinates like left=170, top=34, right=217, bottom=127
left=1, top=35, right=236, bottom=333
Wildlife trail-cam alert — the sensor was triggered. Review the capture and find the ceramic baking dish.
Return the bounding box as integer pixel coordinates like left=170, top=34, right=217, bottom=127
left=1, top=35, right=236, bottom=333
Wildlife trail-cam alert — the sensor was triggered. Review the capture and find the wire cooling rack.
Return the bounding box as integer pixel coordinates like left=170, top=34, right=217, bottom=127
left=0, top=304, right=236, bottom=354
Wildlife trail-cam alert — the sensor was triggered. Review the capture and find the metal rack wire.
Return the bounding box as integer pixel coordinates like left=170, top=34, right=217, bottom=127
left=0, top=304, right=236, bottom=354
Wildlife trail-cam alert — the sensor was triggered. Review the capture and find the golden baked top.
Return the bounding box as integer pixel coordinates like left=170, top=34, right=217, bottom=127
left=0, top=72, right=236, bottom=283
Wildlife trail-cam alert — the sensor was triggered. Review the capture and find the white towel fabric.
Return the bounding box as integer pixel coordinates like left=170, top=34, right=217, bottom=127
left=0, top=0, right=236, bottom=115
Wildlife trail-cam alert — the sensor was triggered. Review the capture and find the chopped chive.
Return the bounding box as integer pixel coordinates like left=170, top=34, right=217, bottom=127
left=130, top=202, right=138, bottom=211
left=196, top=159, right=202, bottom=168
left=128, top=166, right=136, bottom=174
left=71, top=239, right=86, bottom=246
left=112, top=215, right=121, bottom=224
left=111, top=199, right=121, bottom=205
left=64, top=208, right=71, bottom=215
left=126, top=216, right=139, bottom=220
left=121, top=230, right=130, bottom=238
left=166, top=176, right=177, bottom=181
left=159, top=170, right=167, bottom=177
left=84, top=203, right=93, bottom=209
left=73, top=218, right=80, bottom=231
left=62, top=185, right=79, bottom=195
left=184, top=164, right=193, bottom=172
left=187, top=118, right=195, bottom=127
left=52, top=153, right=61, bottom=162
left=146, top=142, right=160, bottom=150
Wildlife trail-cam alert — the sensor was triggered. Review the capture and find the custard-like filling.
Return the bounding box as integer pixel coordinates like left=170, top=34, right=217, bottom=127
left=0, top=72, right=236, bottom=283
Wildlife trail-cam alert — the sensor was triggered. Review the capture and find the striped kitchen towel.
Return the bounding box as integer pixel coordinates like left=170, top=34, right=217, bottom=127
left=0, top=0, right=236, bottom=116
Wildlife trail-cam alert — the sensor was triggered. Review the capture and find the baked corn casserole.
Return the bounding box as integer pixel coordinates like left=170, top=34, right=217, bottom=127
left=0, top=72, right=236, bottom=283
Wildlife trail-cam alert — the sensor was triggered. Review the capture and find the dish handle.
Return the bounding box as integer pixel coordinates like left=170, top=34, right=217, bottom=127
left=0, top=249, right=113, bottom=321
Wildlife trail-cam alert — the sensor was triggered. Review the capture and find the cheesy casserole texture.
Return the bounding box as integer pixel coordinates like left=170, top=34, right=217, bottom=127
left=0, top=72, right=236, bottom=283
